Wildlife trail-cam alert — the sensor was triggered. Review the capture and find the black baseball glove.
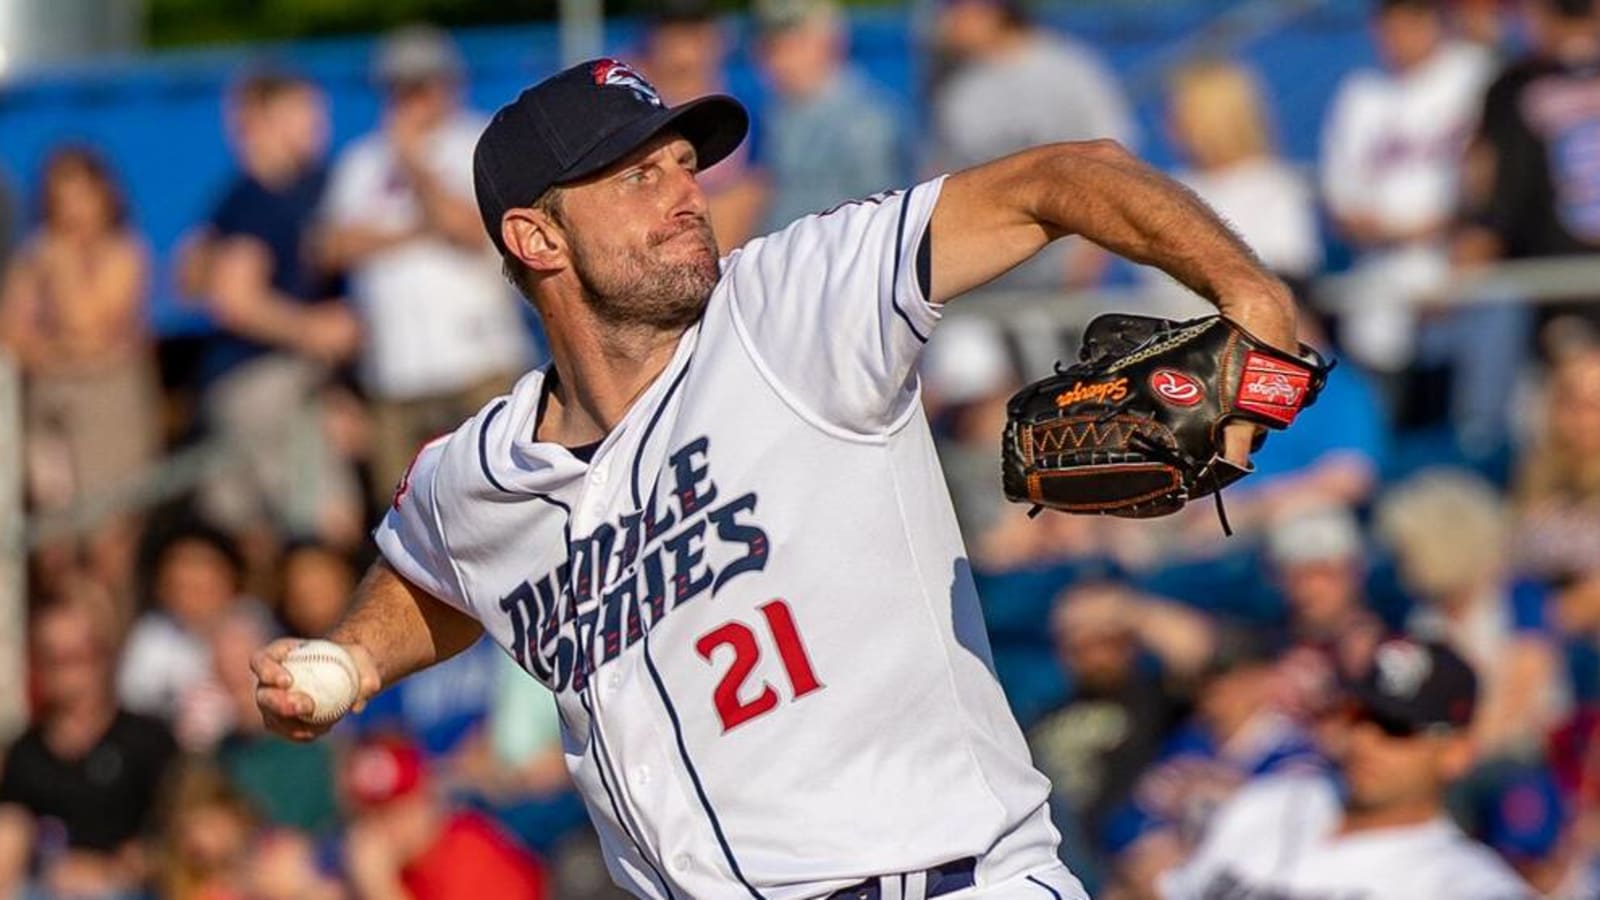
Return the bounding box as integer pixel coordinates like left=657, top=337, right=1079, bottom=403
left=1000, top=314, right=1330, bottom=531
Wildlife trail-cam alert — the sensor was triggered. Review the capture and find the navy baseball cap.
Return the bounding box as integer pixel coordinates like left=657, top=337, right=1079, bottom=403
left=1343, top=637, right=1477, bottom=736
left=472, top=58, right=748, bottom=255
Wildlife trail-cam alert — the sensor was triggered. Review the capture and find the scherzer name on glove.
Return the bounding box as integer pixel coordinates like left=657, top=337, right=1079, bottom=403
left=1001, top=314, right=1330, bottom=529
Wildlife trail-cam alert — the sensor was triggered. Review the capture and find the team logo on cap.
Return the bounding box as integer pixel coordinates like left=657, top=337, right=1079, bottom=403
left=592, top=59, right=664, bottom=108
left=1374, top=640, right=1432, bottom=700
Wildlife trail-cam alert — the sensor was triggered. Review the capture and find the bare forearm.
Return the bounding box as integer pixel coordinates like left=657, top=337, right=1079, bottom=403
left=1029, top=142, right=1283, bottom=310
left=318, top=224, right=420, bottom=270
left=327, top=560, right=483, bottom=688
left=932, top=142, right=1296, bottom=351
left=211, top=287, right=310, bottom=349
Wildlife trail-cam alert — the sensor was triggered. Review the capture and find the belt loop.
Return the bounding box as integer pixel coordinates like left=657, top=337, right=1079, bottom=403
left=904, top=871, right=928, bottom=900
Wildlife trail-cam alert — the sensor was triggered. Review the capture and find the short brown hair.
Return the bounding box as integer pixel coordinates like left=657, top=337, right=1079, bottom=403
left=230, top=68, right=314, bottom=108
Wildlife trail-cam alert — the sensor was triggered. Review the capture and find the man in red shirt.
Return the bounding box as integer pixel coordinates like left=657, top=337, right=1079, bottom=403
left=340, top=735, right=547, bottom=900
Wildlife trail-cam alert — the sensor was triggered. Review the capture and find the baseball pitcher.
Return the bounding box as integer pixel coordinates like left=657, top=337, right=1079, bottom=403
left=253, top=58, right=1308, bottom=899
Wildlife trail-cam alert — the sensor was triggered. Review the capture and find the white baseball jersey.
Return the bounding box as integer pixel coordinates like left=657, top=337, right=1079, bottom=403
left=1160, top=774, right=1532, bottom=900
left=1320, top=42, right=1492, bottom=234
left=376, top=179, right=1081, bottom=899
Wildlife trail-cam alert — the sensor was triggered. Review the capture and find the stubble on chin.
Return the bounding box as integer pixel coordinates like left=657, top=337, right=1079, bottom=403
left=574, top=227, right=720, bottom=333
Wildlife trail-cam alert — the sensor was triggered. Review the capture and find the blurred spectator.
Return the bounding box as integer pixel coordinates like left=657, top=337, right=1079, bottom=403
left=1548, top=709, right=1600, bottom=883
left=0, top=146, right=159, bottom=600
left=118, top=525, right=262, bottom=727
left=1160, top=639, right=1530, bottom=899
left=1459, top=0, right=1600, bottom=352
left=318, top=25, right=529, bottom=503
left=1515, top=345, right=1600, bottom=581
left=922, top=317, right=1020, bottom=546
left=932, top=0, right=1136, bottom=291
left=1149, top=58, right=1320, bottom=313
left=1322, top=0, right=1494, bottom=377
left=210, top=607, right=340, bottom=832
left=153, top=763, right=256, bottom=900
left=1116, top=627, right=1324, bottom=897
left=1378, top=470, right=1570, bottom=760
left=636, top=0, right=764, bottom=249
left=1453, top=0, right=1515, bottom=52
left=471, top=651, right=571, bottom=805
left=340, top=736, right=548, bottom=900
left=351, top=635, right=501, bottom=763
left=1266, top=505, right=1388, bottom=718
left=1479, top=765, right=1598, bottom=898
left=178, top=68, right=364, bottom=550
left=274, top=540, right=357, bottom=638
left=457, top=653, right=590, bottom=870
left=751, top=0, right=906, bottom=233
left=241, top=828, right=343, bottom=900
left=1028, top=583, right=1190, bottom=888
left=0, top=167, right=15, bottom=277
left=0, top=599, right=177, bottom=898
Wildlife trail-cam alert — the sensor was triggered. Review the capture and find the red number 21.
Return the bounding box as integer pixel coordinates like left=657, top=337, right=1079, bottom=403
left=694, top=600, right=823, bottom=732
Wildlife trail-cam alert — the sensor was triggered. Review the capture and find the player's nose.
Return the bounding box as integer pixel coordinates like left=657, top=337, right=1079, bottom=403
left=664, top=159, right=709, bottom=220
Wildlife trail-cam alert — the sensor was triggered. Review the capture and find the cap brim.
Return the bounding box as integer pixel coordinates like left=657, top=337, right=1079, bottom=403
left=1341, top=679, right=1460, bottom=735
left=555, top=94, right=749, bottom=186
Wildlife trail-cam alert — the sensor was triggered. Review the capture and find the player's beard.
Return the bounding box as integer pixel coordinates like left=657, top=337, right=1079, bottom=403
left=569, top=216, right=720, bottom=332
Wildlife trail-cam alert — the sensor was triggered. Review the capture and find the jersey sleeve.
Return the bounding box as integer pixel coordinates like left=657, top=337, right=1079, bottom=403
left=373, top=437, right=475, bottom=619
left=721, top=177, right=945, bottom=433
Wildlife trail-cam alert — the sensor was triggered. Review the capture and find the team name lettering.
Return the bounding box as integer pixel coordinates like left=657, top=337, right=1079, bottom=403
left=498, top=436, right=770, bottom=691
left=1055, top=377, right=1128, bottom=408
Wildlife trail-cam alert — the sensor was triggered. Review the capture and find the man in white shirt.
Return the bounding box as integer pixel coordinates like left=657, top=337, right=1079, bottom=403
left=1321, top=0, right=1493, bottom=376
left=1162, top=637, right=1532, bottom=900
left=319, top=25, right=531, bottom=499
left=933, top=0, right=1137, bottom=293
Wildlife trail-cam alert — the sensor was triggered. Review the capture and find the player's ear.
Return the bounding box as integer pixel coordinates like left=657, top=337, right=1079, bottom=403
left=501, top=207, right=567, bottom=274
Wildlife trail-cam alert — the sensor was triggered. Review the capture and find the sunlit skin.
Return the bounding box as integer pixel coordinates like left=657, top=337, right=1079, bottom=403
left=33, top=605, right=109, bottom=711
left=1329, top=715, right=1473, bottom=833
left=155, top=539, right=242, bottom=633
left=231, top=85, right=328, bottom=184
left=1279, top=559, right=1363, bottom=638
left=1550, top=352, right=1600, bottom=459
left=1372, top=3, right=1443, bottom=73
left=498, top=132, right=719, bottom=449
left=45, top=166, right=116, bottom=238
left=642, top=21, right=725, bottom=104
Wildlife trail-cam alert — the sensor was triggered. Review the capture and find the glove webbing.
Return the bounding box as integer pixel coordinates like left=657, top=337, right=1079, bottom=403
left=1022, top=369, right=1235, bottom=536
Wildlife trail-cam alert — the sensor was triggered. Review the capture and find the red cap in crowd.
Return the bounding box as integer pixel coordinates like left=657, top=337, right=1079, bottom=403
left=342, top=735, right=429, bottom=810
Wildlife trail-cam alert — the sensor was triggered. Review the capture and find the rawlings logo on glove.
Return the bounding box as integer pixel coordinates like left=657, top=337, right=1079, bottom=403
left=1001, top=314, right=1330, bottom=530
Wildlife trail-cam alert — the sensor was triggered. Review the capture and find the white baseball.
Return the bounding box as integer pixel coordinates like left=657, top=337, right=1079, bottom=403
left=281, top=640, right=361, bottom=725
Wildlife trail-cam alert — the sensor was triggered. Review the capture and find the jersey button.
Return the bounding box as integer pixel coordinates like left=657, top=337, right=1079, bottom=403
left=672, top=854, right=691, bottom=873
left=608, top=671, right=622, bottom=692
left=633, top=765, right=651, bottom=787
left=589, top=467, right=607, bottom=485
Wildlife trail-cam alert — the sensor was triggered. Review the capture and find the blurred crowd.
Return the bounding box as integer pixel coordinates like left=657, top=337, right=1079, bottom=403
left=1, top=0, right=1600, bottom=897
